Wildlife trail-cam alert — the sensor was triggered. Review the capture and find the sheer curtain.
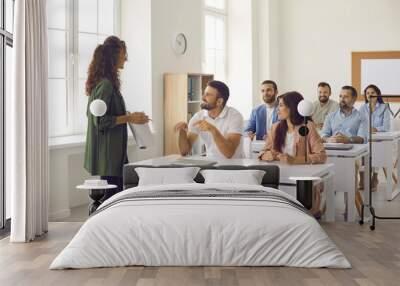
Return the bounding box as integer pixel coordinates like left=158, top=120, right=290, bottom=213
left=10, top=0, right=49, bottom=242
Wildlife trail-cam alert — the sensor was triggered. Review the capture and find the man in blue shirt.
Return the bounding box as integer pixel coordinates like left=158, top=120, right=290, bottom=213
left=321, top=86, right=368, bottom=144
left=245, top=80, right=279, bottom=140
left=320, top=85, right=368, bottom=218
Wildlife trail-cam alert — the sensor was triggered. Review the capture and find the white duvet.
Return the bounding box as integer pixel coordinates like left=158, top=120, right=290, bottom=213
left=50, top=183, right=350, bottom=269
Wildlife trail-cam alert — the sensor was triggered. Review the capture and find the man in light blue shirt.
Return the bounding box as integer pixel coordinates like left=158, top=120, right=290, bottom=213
left=321, top=86, right=368, bottom=144
left=245, top=80, right=279, bottom=140
left=320, top=85, right=367, bottom=218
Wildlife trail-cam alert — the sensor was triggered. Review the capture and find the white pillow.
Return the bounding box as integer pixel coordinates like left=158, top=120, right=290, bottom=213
left=200, top=169, right=266, bottom=185
left=135, top=167, right=201, bottom=186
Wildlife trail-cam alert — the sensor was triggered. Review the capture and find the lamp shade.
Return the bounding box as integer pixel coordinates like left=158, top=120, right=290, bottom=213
left=297, top=100, right=314, bottom=117
left=89, top=99, right=107, bottom=117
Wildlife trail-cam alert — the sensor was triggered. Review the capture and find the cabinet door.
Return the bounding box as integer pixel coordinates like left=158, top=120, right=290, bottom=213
left=164, top=74, right=188, bottom=155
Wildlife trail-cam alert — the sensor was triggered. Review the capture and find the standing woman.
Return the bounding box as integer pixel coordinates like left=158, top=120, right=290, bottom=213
left=84, top=36, right=149, bottom=200
left=358, top=84, right=392, bottom=191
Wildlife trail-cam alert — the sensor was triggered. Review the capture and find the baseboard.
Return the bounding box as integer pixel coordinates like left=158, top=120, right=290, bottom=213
left=49, top=208, right=71, bottom=221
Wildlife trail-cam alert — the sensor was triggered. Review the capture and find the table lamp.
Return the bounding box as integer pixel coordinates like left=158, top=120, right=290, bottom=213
left=89, top=99, right=107, bottom=175
left=297, top=99, right=314, bottom=163
left=292, top=99, right=315, bottom=210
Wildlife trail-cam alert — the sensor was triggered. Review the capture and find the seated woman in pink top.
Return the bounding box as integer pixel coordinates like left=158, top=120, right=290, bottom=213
left=258, top=91, right=327, bottom=217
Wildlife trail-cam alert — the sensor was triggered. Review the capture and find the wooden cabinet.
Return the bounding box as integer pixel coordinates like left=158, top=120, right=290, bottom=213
left=164, top=73, right=214, bottom=155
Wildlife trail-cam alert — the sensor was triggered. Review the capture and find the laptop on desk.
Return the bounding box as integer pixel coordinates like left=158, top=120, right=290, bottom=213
left=323, top=143, right=354, bottom=150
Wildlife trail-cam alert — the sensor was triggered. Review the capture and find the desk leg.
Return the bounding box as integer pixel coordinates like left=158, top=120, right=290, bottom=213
left=363, top=153, right=370, bottom=206
left=325, top=173, right=335, bottom=222
left=347, top=160, right=357, bottom=222
left=386, top=164, right=394, bottom=200
left=362, top=153, right=371, bottom=221
left=390, top=140, right=400, bottom=200
left=327, top=156, right=357, bottom=222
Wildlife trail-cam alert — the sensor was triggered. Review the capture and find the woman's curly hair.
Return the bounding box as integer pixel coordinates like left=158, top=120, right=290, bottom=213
left=85, top=36, right=127, bottom=96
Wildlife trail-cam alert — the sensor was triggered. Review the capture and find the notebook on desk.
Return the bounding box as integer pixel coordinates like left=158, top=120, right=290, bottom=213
left=323, top=143, right=354, bottom=150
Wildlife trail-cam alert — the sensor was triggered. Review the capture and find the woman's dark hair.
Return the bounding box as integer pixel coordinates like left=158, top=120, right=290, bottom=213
left=274, top=91, right=311, bottom=153
left=208, top=80, right=230, bottom=106
left=364, top=84, right=384, bottom=104
left=85, top=36, right=127, bottom=96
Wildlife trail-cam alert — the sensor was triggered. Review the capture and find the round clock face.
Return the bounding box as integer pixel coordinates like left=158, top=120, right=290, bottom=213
left=173, top=33, right=187, bottom=55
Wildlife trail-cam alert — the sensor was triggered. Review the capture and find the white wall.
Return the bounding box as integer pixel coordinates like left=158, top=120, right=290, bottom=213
left=120, top=0, right=203, bottom=156
left=226, top=0, right=253, bottom=119
left=263, top=0, right=400, bottom=102
left=151, top=0, right=203, bottom=155
left=120, top=0, right=152, bottom=117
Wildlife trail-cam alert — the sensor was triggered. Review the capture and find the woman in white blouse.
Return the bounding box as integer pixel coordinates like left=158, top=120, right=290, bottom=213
left=259, top=91, right=327, bottom=217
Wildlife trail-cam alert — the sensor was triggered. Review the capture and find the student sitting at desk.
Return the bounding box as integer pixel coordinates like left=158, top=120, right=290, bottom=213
left=175, top=80, right=244, bottom=159
left=358, top=84, right=392, bottom=190
left=245, top=80, right=279, bottom=140
left=258, top=91, right=326, bottom=217
left=320, top=85, right=368, bottom=217
left=312, top=82, right=339, bottom=130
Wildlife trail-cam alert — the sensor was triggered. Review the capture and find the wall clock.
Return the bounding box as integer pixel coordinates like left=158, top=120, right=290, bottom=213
left=172, top=33, right=187, bottom=55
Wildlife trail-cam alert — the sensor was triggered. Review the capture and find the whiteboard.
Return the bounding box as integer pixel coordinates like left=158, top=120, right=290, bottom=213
left=361, top=59, right=400, bottom=95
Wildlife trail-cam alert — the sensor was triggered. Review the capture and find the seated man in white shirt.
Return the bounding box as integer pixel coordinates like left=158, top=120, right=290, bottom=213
left=175, top=80, right=244, bottom=159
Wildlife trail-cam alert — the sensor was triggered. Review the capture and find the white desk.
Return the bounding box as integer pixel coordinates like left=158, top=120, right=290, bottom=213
left=371, top=131, right=400, bottom=201
left=325, top=144, right=370, bottom=222
left=132, top=155, right=336, bottom=222
left=246, top=140, right=265, bottom=159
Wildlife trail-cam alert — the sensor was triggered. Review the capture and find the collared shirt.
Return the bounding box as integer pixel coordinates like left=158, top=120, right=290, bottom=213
left=358, top=102, right=391, bottom=132
left=320, top=107, right=368, bottom=143
left=312, top=99, right=339, bottom=128
left=188, top=106, right=244, bottom=158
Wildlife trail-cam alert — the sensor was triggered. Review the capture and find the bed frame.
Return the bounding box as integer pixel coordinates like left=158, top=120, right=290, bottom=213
left=123, top=164, right=280, bottom=190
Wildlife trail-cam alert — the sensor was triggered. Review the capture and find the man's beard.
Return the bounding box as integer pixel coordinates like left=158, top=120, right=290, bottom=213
left=201, top=102, right=217, bottom=110
left=319, top=96, right=329, bottom=104
left=340, top=102, right=351, bottom=111
left=263, top=95, right=276, bottom=104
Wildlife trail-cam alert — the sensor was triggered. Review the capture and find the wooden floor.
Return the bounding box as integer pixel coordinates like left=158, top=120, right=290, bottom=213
left=2, top=177, right=400, bottom=286
left=1, top=220, right=400, bottom=286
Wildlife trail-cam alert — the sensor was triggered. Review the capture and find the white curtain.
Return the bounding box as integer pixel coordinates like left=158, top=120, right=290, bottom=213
left=10, top=0, right=49, bottom=242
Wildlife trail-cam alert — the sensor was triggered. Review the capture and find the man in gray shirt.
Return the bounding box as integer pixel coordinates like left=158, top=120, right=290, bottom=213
left=312, top=82, right=339, bottom=130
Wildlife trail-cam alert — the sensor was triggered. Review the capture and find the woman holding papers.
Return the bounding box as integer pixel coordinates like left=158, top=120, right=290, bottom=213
left=84, top=36, right=149, bottom=200
left=258, top=91, right=327, bottom=217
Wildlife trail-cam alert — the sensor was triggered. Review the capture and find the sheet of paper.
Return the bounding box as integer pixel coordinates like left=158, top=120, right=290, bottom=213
left=128, top=123, right=154, bottom=149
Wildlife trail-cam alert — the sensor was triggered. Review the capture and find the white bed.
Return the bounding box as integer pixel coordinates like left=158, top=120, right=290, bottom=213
left=50, top=183, right=350, bottom=269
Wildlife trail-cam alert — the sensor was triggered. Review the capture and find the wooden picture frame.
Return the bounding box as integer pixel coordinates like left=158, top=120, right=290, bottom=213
left=352, top=51, right=400, bottom=102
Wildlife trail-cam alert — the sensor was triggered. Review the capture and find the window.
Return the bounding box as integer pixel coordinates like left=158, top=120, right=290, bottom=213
left=1, top=0, right=14, bottom=231
left=203, top=0, right=227, bottom=81
left=47, top=0, right=120, bottom=138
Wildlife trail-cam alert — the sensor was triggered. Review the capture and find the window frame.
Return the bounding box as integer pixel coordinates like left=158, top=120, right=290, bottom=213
left=48, top=0, right=121, bottom=138
left=0, top=0, right=14, bottom=232
left=202, top=0, right=228, bottom=81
